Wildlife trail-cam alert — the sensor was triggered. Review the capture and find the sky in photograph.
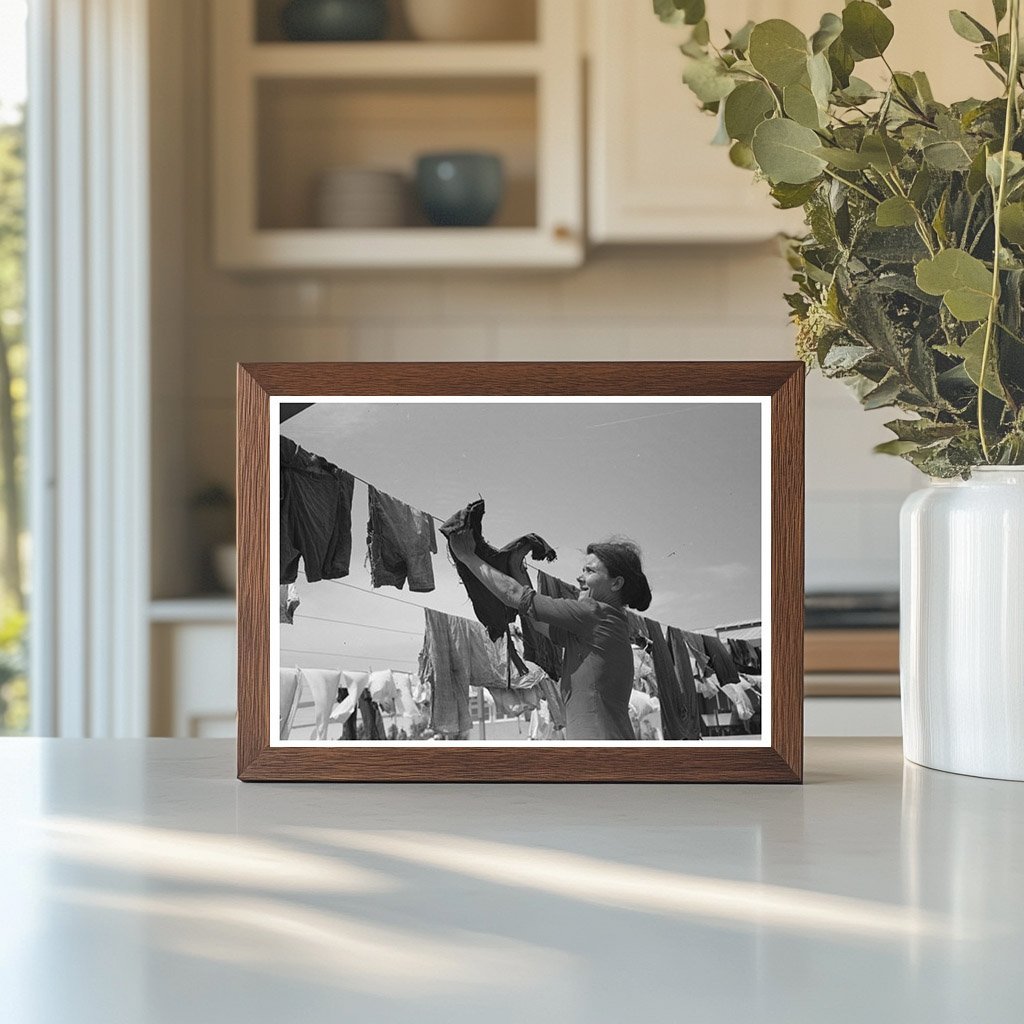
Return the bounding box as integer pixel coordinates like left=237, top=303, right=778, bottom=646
left=279, top=400, right=763, bottom=677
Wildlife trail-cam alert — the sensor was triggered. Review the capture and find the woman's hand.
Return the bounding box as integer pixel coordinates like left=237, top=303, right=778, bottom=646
left=447, top=529, right=477, bottom=564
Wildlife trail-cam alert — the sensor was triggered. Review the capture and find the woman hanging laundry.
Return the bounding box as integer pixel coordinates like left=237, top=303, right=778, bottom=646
left=447, top=533, right=651, bottom=741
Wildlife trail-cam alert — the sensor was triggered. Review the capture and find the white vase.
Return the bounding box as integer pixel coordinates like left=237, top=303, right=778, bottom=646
left=900, top=467, right=1024, bottom=780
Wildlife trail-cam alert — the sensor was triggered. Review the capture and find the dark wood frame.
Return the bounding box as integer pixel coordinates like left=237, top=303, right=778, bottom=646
left=237, top=362, right=804, bottom=782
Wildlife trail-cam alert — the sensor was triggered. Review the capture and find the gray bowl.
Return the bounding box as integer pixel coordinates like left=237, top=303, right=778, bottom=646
left=415, top=152, right=504, bottom=227
left=280, top=0, right=388, bottom=42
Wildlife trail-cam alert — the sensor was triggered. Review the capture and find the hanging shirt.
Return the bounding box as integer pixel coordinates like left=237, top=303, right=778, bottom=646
left=521, top=569, right=573, bottom=682
left=518, top=588, right=635, bottom=741
left=700, top=633, right=741, bottom=686
left=644, top=619, right=691, bottom=741
left=439, top=499, right=556, bottom=676
left=280, top=436, right=355, bottom=584
left=666, top=625, right=703, bottom=740
left=629, top=689, right=663, bottom=741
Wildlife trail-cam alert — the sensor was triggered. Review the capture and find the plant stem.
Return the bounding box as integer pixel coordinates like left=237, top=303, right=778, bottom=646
left=979, top=0, right=1021, bottom=462
left=884, top=170, right=938, bottom=254
left=822, top=167, right=880, bottom=205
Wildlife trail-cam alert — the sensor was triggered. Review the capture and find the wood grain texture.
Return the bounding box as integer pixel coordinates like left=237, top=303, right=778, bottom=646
left=236, top=361, right=805, bottom=783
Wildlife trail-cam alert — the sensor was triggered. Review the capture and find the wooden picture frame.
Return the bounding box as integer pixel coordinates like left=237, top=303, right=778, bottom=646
left=237, top=362, right=804, bottom=782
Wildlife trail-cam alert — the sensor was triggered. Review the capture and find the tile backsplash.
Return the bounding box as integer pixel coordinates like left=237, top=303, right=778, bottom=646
left=180, top=246, right=917, bottom=594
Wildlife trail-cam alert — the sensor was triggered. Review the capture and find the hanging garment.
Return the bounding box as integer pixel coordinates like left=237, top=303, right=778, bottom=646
left=626, top=610, right=650, bottom=644
left=392, top=671, right=428, bottom=729
left=280, top=436, right=355, bottom=584
left=629, top=689, right=663, bottom=741
left=632, top=643, right=657, bottom=696
left=519, top=587, right=635, bottom=740
left=279, top=583, right=300, bottom=625
left=296, top=666, right=343, bottom=741
left=331, top=670, right=370, bottom=742
left=644, top=619, right=691, bottom=741
left=440, top=499, right=556, bottom=677
left=535, top=672, right=567, bottom=731
left=666, top=625, right=704, bottom=741
left=358, top=690, right=387, bottom=739
left=367, top=485, right=437, bottom=592
left=528, top=701, right=565, bottom=741
left=720, top=682, right=755, bottom=721
left=368, top=668, right=399, bottom=711
left=279, top=668, right=299, bottom=739
left=419, top=608, right=475, bottom=738
left=520, top=569, right=571, bottom=682
left=681, top=629, right=713, bottom=678
left=727, top=637, right=762, bottom=673
left=702, top=634, right=741, bottom=686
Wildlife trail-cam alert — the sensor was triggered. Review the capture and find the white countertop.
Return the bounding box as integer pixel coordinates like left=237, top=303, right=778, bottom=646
left=0, top=738, right=1019, bottom=1023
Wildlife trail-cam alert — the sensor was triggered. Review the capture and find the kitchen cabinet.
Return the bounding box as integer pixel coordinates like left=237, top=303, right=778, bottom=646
left=211, top=0, right=583, bottom=268
left=586, top=0, right=999, bottom=244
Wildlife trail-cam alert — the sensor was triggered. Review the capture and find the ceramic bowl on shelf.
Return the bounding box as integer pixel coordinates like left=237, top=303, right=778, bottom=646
left=403, top=0, right=534, bottom=42
left=414, top=152, right=504, bottom=227
left=315, top=167, right=408, bottom=228
left=280, top=0, right=388, bottom=42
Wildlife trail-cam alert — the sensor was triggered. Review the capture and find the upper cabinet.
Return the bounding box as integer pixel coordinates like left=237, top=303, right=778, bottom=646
left=211, top=0, right=584, bottom=269
left=587, top=0, right=814, bottom=243
left=586, top=0, right=999, bottom=245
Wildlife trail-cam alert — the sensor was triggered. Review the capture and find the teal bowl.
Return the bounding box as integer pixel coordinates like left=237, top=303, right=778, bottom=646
left=415, top=153, right=505, bottom=228
left=281, top=0, right=388, bottom=42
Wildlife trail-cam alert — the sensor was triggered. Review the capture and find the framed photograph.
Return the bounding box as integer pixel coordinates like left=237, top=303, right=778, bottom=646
left=237, top=362, right=804, bottom=782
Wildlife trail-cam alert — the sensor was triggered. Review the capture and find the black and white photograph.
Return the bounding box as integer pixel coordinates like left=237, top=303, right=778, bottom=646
left=272, top=397, right=769, bottom=746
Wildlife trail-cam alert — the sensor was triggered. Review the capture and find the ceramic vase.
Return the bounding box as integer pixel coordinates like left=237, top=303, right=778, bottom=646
left=900, top=467, right=1024, bottom=780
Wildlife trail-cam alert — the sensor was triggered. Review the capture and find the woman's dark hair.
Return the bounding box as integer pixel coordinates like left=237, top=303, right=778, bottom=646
left=587, top=539, right=652, bottom=611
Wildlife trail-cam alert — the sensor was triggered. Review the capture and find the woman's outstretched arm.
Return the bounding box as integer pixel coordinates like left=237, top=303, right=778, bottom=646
left=448, top=530, right=528, bottom=610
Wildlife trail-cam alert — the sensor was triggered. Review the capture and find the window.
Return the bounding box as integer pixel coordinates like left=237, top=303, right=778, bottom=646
left=0, top=0, right=28, bottom=734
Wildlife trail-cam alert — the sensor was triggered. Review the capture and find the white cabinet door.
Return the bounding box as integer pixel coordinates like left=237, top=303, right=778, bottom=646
left=588, top=0, right=813, bottom=242
left=587, top=0, right=995, bottom=244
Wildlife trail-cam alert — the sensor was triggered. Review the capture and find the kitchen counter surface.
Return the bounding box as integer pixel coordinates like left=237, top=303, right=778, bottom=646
left=1, top=737, right=1019, bottom=1023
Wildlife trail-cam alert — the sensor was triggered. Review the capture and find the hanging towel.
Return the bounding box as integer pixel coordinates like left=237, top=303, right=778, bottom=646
left=366, top=485, right=437, bottom=592
left=440, top=499, right=556, bottom=678
left=629, top=689, right=663, bottom=740
left=720, top=682, right=755, bottom=721
left=644, top=619, right=690, bottom=741
left=296, top=666, right=343, bottom=741
left=666, top=625, right=703, bottom=740
left=280, top=437, right=355, bottom=584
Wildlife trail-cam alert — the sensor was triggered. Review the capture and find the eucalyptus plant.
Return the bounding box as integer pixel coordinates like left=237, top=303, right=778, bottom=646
left=657, top=0, right=1024, bottom=476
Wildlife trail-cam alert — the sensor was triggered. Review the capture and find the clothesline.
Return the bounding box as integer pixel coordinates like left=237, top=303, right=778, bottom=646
left=281, top=646, right=418, bottom=665
left=292, top=613, right=423, bottom=638
left=287, top=442, right=758, bottom=645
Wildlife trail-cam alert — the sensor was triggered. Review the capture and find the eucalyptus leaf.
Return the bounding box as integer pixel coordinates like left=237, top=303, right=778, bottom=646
left=915, top=249, right=994, bottom=322
left=808, top=52, right=833, bottom=110
left=913, top=71, right=935, bottom=104
left=724, top=81, right=775, bottom=144
left=842, top=1, right=895, bottom=59
left=874, top=439, right=921, bottom=455
left=653, top=0, right=705, bottom=26
left=923, top=140, right=973, bottom=171
left=683, top=57, right=737, bottom=104
left=784, top=80, right=825, bottom=129
left=814, top=146, right=872, bottom=170
left=942, top=325, right=1006, bottom=398
left=876, top=197, right=918, bottom=228
left=692, top=19, right=710, bottom=45
left=948, top=10, right=994, bottom=44
left=967, top=144, right=991, bottom=194
left=770, top=180, right=820, bottom=209
left=1000, top=203, right=1024, bottom=245
left=810, top=13, right=843, bottom=54
left=993, top=0, right=1008, bottom=24
left=862, top=374, right=903, bottom=409
left=724, top=20, right=755, bottom=53
left=748, top=20, right=809, bottom=87
left=986, top=150, right=1024, bottom=191
left=827, top=36, right=856, bottom=88
left=860, top=133, right=904, bottom=173
left=752, top=118, right=828, bottom=184
left=729, top=140, right=758, bottom=169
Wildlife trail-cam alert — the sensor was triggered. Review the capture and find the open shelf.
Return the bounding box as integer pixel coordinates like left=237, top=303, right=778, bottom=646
left=213, top=0, right=582, bottom=268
